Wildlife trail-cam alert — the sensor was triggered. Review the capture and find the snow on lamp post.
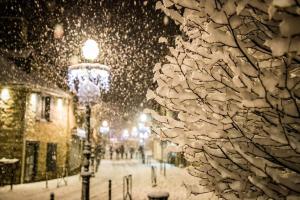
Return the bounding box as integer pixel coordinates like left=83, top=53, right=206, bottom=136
left=67, top=39, right=110, bottom=200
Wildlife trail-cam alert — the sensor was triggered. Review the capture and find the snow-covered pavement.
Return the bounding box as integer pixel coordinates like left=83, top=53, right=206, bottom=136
left=0, top=159, right=216, bottom=200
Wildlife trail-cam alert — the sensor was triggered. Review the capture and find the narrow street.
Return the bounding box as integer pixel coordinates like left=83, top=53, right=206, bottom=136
left=0, top=159, right=215, bottom=200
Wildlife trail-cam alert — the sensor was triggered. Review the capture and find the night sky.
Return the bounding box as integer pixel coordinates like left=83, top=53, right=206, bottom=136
left=0, top=0, right=179, bottom=128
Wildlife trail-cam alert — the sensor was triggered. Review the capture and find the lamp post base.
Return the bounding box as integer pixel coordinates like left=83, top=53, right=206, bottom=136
left=81, top=171, right=92, bottom=200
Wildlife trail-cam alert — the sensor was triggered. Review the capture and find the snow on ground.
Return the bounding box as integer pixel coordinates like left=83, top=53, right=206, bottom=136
left=0, top=159, right=217, bottom=200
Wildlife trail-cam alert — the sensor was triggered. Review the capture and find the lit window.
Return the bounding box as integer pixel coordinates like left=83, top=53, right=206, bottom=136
left=41, top=96, right=51, bottom=121
left=30, top=93, right=37, bottom=112
left=57, top=98, right=63, bottom=111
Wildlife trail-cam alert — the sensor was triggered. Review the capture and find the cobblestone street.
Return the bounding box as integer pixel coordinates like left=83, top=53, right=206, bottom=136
left=0, top=159, right=215, bottom=200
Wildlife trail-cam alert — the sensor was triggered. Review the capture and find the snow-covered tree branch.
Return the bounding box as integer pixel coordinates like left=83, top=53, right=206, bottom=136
left=147, top=0, right=300, bottom=199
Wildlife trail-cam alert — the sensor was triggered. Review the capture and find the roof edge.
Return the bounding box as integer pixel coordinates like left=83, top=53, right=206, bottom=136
left=0, top=82, right=73, bottom=99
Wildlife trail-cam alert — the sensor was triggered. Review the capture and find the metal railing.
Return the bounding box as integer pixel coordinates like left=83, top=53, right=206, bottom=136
left=45, top=167, right=68, bottom=189
left=123, top=175, right=132, bottom=200
left=0, top=160, right=19, bottom=190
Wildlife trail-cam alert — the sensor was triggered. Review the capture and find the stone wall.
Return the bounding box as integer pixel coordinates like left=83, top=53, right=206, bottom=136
left=24, top=93, right=75, bottom=181
left=0, top=85, right=79, bottom=184
left=0, top=87, right=26, bottom=183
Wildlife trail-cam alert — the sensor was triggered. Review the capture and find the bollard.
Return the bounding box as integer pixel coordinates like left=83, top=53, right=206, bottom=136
left=160, top=160, right=163, bottom=174
left=163, top=163, right=166, bottom=177
left=56, top=167, right=68, bottom=188
left=50, top=192, right=55, bottom=200
left=65, top=167, right=68, bottom=186
left=151, top=166, right=157, bottom=187
left=142, top=153, right=145, bottom=164
left=45, top=172, right=48, bottom=189
left=10, top=168, right=15, bottom=190
left=108, top=179, right=112, bottom=200
left=128, top=175, right=132, bottom=197
left=57, top=172, right=59, bottom=188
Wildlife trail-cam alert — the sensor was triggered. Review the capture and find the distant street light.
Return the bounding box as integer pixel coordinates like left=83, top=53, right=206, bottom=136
left=122, top=129, right=129, bottom=139
left=140, top=113, right=147, bottom=122
left=67, top=39, right=110, bottom=200
left=131, top=126, right=138, bottom=137
left=138, top=113, right=150, bottom=146
left=102, top=120, right=108, bottom=127
left=100, top=120, right=110, bottom=135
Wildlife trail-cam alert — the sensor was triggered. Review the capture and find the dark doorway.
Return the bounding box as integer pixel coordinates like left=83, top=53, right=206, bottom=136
left=46, top=143, right=57, bottom=172
left=24, top=141, right=39, bottom=182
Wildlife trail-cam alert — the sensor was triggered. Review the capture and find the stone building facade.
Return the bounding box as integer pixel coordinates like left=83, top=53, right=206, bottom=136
left=0, top=56, right=81, bottom=184
left=0, top=15, right=83, bottom=184
left=0, top=84, right=80, bottom=183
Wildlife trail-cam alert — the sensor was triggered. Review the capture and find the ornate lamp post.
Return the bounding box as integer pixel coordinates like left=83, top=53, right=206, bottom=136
left=67, top=39, right=110, bottom=200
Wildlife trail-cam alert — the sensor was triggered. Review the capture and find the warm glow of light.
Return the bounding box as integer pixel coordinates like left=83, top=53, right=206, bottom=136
left=140, top=132, right=149, bottom=139
left=100, top=126, right=109, bottom=134
left=30, top=93, right=37, bottom=104
left=131, top=126, right=138, bottom=137
left=100, top=120, right=109, bottom=134
left=54, top=24, right=64, bottom=39
left=1, top=88, right=10, bottom=101
left=123, top=129, right=129, bottom=139
left=82, top=39, right=99, bottom=60
left=110, top=137, right=117, bottom=143
left=140, top=113, right=147, bottom=122
left=57, top=98, right=63, bottom=111
left=102, top=120, right=108, bottom=127
left=77, top=128, right=86, bottom=138
left=138, top=122, right=145, bottom=130
left=30, top=93, right=37, bottom=111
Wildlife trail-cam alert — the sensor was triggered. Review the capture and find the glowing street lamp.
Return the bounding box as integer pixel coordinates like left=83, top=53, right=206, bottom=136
left=67, top=39, right=110, bottom=200
left=138, top=113, right=151, bottom=146
left=100, top=120, right=110, bottom=135
left=82, top=39, right=100, bottom=60
left=131, top=126, right=138, bottom=137
left=122, top=129, right=129, bottom=139
left=140, top=113, right=147, bottom=123
left=102, top=120, right=108, bottom=127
